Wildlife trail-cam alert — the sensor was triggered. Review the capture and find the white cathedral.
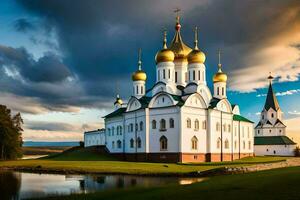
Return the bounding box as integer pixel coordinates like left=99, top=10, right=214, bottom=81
left=102, top=15, right=254, bottom=162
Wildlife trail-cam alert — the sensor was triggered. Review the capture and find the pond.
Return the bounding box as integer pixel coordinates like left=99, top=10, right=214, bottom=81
left=0, top=171, right=203, bottom=200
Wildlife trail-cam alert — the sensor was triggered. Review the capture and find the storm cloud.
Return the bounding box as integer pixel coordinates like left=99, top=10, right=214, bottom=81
left=0, top=0, right=299, bottom=114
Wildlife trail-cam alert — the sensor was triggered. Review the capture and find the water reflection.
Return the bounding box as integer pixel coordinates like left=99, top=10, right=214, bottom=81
left=0, top=171, right=203, bottom=200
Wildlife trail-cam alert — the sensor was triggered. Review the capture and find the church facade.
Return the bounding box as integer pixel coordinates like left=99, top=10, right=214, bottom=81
left=254, top=75, right=296, bottom=156
left=103, top=16, right=254, bottom=162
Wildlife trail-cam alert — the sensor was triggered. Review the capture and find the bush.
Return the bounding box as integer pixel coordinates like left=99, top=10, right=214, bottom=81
left=294, top=146, right=300, bottom=157
left=79, top=141, right=84, bottom=147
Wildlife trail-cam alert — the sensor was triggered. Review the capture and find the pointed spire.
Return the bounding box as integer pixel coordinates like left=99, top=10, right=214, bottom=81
left=218, top=49, right=222, bottom=72
left=138, top=48, right=142, bottom=70
left=194, top=26, right=199, bottom=50
left=163, top=29, right=167, bottom=49
left=264, top=73, right=280, bottom=111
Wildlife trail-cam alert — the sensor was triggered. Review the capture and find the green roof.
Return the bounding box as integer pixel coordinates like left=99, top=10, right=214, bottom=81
left=233, top=114, right=253, bottom=123
left=254, top=136, right=296, bottom=145
left=104, top=107, right=126, bottom=119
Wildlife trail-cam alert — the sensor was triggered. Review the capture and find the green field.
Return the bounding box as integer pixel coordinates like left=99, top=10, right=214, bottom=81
left=0, top=147, right=287, bottom=175
left=37, top=166, right=300, bottom=200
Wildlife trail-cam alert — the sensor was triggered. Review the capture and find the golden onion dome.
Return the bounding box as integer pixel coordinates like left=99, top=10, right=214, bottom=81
left=155, top=49, right=175, bottom=63
left=155, top=30, right=175, bottom=64
left=114, top=95, right=123, bottom=105
left=132, top=70, right=147, bottom=81
left=188, top=27, right=206, bottom=64
left=213, top=64, right=227, bottom=83
left=187, top=49, right=206, bottom=64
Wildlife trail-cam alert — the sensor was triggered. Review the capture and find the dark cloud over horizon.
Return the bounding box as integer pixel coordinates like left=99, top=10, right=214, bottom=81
left=0, top=0, right=299, bottom=114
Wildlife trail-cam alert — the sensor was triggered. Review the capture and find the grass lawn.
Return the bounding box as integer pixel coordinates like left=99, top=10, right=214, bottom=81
left=37, top=166, right=300, bottom=200
left=0, top=147, right=288, bottom=175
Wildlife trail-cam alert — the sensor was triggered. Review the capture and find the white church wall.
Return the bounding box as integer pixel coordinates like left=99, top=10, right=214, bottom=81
left=84, top=129, right=106, bottom=147
left=149, top=106, right=180, bottom=153
left=255, top=144, right=296, bottom=156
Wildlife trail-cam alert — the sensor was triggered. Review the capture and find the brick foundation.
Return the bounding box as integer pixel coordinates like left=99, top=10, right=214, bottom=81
left=110, top=152, right=254, bottom=163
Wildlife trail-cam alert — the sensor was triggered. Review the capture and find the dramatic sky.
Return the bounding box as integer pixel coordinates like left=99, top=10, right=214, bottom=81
left=0, top=0, right=299, bottom=142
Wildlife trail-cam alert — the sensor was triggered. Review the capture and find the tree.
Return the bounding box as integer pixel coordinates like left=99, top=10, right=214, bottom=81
left=0, top=105, right=23, bottom=160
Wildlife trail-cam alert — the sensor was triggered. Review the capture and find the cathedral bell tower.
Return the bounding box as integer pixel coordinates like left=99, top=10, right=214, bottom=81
left=213, top=51, right=227, bottom=99
left=132, top=49, right=147, bottom=99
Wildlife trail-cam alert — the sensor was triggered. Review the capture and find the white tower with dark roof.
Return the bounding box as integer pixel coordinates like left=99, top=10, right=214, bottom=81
left=254, top=74, right=296, bottom=156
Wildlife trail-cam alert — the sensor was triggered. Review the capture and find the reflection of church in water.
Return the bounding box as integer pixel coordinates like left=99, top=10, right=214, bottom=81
left=101, top=14, right=254, bottom=163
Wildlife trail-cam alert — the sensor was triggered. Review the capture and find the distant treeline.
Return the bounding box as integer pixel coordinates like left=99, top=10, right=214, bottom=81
left=0, top=105, right=23, bottom=160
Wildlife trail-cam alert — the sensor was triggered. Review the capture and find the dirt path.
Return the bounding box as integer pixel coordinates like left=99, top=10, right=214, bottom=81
left=227, top=158, right=300, bottom=173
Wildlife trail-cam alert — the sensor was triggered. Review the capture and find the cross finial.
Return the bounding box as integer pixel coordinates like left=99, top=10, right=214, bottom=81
left=115, top=82, right=119, bottom=97
left=174, top=8, right=181, bottom=22
left=268, top=72, right=274, bottom=83
left=138, top=48, right=142, bottom=70
left=218, top=49, right=222, bottom=69
left=163, top=29, right=167, bottom=49
left=194, top=26, right=199, bottom=50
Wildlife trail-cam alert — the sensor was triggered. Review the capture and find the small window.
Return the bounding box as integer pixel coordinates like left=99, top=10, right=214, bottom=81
left=112, top=141, right=115, bottom=149
left=168, top=69, right=171, bottom=79
left=248, top=141, right=251, bottom=150
left=217, top=87, right=220, bottom=95
left=224, top=139, right=229, bottom=149
left=160, top=119, right=166, bottom=130
left=202, top=120, right=207, bottom=130
left=130, top=139, right=134, bottom=148
left=169, top=118, right=174, bottom=128
left=117, top=140, right=122, bottom=149
left=228, top=125, right=231, bottom=132
left=271, top=113, right=274, bottom=118
left=139, top=121, right=143, bottom=131
left=187, top=118, right=191, bottom=128
left=152, top=120, right=156, bottom=129
left=193, top=70, right=195, bottom=80
left=269, top=129, right=271, bottom=133
left=191, top=136, right=198, bottom=150
left=137, top=137, right=142, bottom=148
left=222, top=87, right=224, bottom=96
left=198, top=71, right=201, bottom=81
left=216, top=122, right=221, bottom=131
left=234, top=141, right=237, bottom=150
left=243, top=141, right=246, bottom=149
left=163, top=69, right=166, bottom=79
left=175, top=72, right=178, bottom=83
left=217, top=138, right=221, bottom=149
left=160, top=136, right=168, bottom=151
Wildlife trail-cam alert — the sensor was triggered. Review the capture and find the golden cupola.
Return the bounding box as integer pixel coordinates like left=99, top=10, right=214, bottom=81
left=132, top=49, right=147, bottom=81
left=213, top=51, right=227, bottom=83
left=169, top=15, right=192, bottom=62
left=187, top=27, right=206, bottom=64
left=155, top=31, right=175, bottom=63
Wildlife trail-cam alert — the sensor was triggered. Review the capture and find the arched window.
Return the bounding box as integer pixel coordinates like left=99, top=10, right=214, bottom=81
left=160, top=119, right=166, bottom=130
left=120, top=126, right=122, bottom=135
left=169, top=118, right=174, bottom=128
left=228, top=124, right=231, bottom=132
left=141, top=86, right=143, bottom=94
left=168, top=69, right=171, bottom=79
left=117, top=140, right=122, bottom=149
left=202, top=120, right=207, bottom=130
left=137, top=137, right=142, bottom=148
left=217, top=87, right=220, bottom=95
left=243, top=141, right=246, bottom=149
left=140, top=121, right=143, bottom=131
left=222, top=87, right=224, bottom=96
left=198, top=71, right=201, bottom=80
left=152, top=120, right=156, bottom=129
left=136, top=85, right=139, bottom=94
left=248, top=141, right=251, bottom=150
left=108, top=128, right=111, bottom=136
left=234, top=140, right=237, bottom=150
left=216, top=122, right=220, bottom=131
left=224, top=139, right=229, bottom=149
left=160, top=136, right=168, bottom=151
left=130, top=138, right=134, bottom=148
left=163, top=69, right=166, bottom=79
left=194, top=119, right=199, bottom=130
left=135, top=123, right=138, bottom=131
left=157, top=70, right=160, bottom=81
left=112, top=127, right=115, bottom=136
left=175, top=71, right=178, bottom=83
left=217, top=138, right=221, bottom=149
left=271, top=113, right=274, bottom=118
left=116, top=126, right=119, bottom=135
left=191, top=136, right=198, bottom=150
left=187, top=118, right=191, bottom=128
